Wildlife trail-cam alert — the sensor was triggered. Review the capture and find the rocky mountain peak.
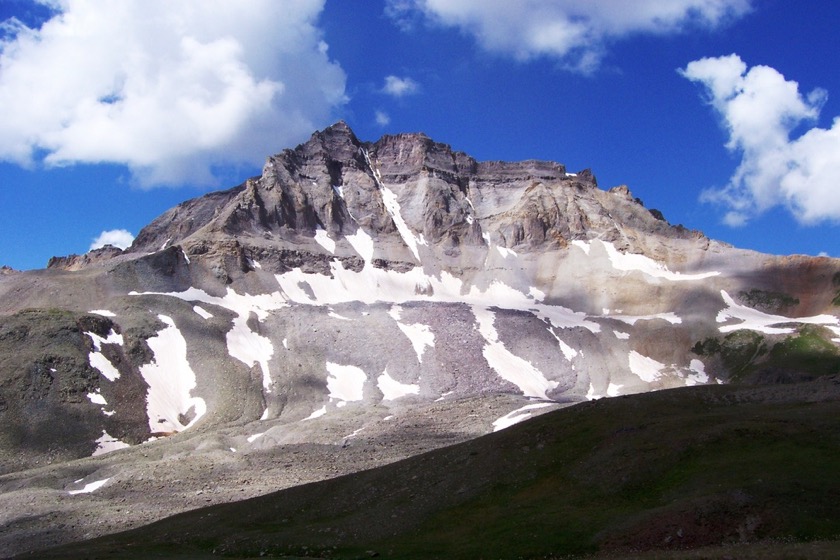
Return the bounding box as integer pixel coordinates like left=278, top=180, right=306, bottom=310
left=124, top=121, right=705, bottom=284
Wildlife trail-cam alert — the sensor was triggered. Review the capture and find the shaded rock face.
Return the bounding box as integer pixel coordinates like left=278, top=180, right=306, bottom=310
left=0, top=122, right=839, bottom=557
left=0, top=310, right=149, bottom=472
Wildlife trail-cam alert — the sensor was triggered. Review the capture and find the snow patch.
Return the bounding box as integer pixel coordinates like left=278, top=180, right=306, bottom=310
left=571, top=240, right=590, bottom=254
left=68, top=478, right=110, bottom=495
left=717, top=290, right=839, bottom=334
left=628, top=351, right=665, bottom=383
left=381, top=184, right=424, bottom=262
left=92, top=431, right=130, bottom=456
left=528, top=286, right=546, bottom=302
left=492, top=402, right=555, bottom=432
left=89, top=352, right=121, bottom=382
left=496, top=245, right=517, bottom=258
left=602, top=240, right=720, bottom=281
left=326, top=362, right=367, bottom=404
left=271, top=251, right=599, bottom=334
left=345, top=227, right=375, bottom=264
left=377, top=369, right=420, bottom=400
left=305, top=406, right=326, bottom=420
left=139, top=315, right=207, bottom=433
left=314, top=228, right=336, bottom=254
left=193, top=306, right=213, bottom=319
left=575, top=240, right=720, bottom=280
left=686, top=359, right=710, bottom=386
left=546, top=327, right=577, bottom=361
left=396, top=321, right=434, bottom=362
left=89, top=309, right=116, bottom=317
left=87, top=329, right=124, bottom=351
left=328, top=309, right=352, bottom=321
left=86, top=330, right=124, bottom=382
left=87, top=391, right=107, bottom=405
left=344, top=427, right=364, bottom=440
left=388, top=307, right=434, bottom=363
left=247, top=432, right=264, bottom=443
left=614, top=330, right=630, bottom=339
left=607, top=383, right=624, bottom=397
left=474, top=307, right=559, bottom=400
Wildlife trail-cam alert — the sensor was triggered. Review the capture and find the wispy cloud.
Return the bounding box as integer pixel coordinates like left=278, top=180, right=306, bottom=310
left=382, top=75, right=419, bottom=97
left=0, top=0, right=346, bottom=187
left=682, top=54, right=840, bottom=226
left=90, top=229, right=135, bottom=251
left=375, top=110, right=391, bottom=126
left=387, top=0, right=751, bottom=72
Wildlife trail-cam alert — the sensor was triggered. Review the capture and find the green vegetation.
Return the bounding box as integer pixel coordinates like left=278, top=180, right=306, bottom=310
left=692, top=330, right=767, bottom=379
left=28, top=381, right=840, bottom=560
left=693, top=325, right=840, bottom=381
left=765, top=325, right=840, bottom=377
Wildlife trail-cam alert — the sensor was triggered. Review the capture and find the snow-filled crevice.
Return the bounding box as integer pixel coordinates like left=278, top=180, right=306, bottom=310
left=139, top=315, right=207, bottom=434
left=473, top=306, right=559, bottom=400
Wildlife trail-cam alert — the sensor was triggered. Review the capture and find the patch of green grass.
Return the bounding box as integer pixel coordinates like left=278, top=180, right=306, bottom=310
left=693, top=325, right=840, bottom=381
left=693, top=330, right=767, bottom=379
left=368, top=395, right=840, bottom=559
left=765, top=325, right=840, bottom=377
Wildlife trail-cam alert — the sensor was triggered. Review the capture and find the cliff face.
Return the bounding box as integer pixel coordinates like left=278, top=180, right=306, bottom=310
left=1, top=122, right=839, bottom=556
left=129, top=121, right=700, bottom=270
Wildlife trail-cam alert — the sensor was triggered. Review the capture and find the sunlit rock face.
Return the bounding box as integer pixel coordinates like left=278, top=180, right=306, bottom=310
left=1, top=122, right=839, bottom=555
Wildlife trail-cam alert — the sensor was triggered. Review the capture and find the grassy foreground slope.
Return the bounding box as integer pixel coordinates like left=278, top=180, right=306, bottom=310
left=21, top=376, right=840, bottom=559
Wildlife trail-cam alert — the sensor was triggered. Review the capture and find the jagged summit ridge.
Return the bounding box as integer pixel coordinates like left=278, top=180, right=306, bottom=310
left=126, top=122, right=698, bottom=274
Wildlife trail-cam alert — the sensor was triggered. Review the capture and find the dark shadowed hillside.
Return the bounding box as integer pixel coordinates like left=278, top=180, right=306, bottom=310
left=19, top=375, right=840, bottom=559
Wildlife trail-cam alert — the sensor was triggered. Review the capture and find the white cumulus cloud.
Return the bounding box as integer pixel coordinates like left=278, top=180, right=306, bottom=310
left=382, top=75, right=419, bottom=97
left=0, top=0, right=346, bottom=187
left=682, top=54, right=840, bottom=226
left=90, top=229, right=135, bottom=251
left=387, top=0, right=751, bottom=71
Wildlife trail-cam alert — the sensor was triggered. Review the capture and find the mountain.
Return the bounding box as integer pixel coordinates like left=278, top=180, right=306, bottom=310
left=1, top=122, right=839, bottom=558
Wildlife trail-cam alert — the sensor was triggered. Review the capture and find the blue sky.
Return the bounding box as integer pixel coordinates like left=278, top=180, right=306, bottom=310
left=1, top=0, right=839, bottom=270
